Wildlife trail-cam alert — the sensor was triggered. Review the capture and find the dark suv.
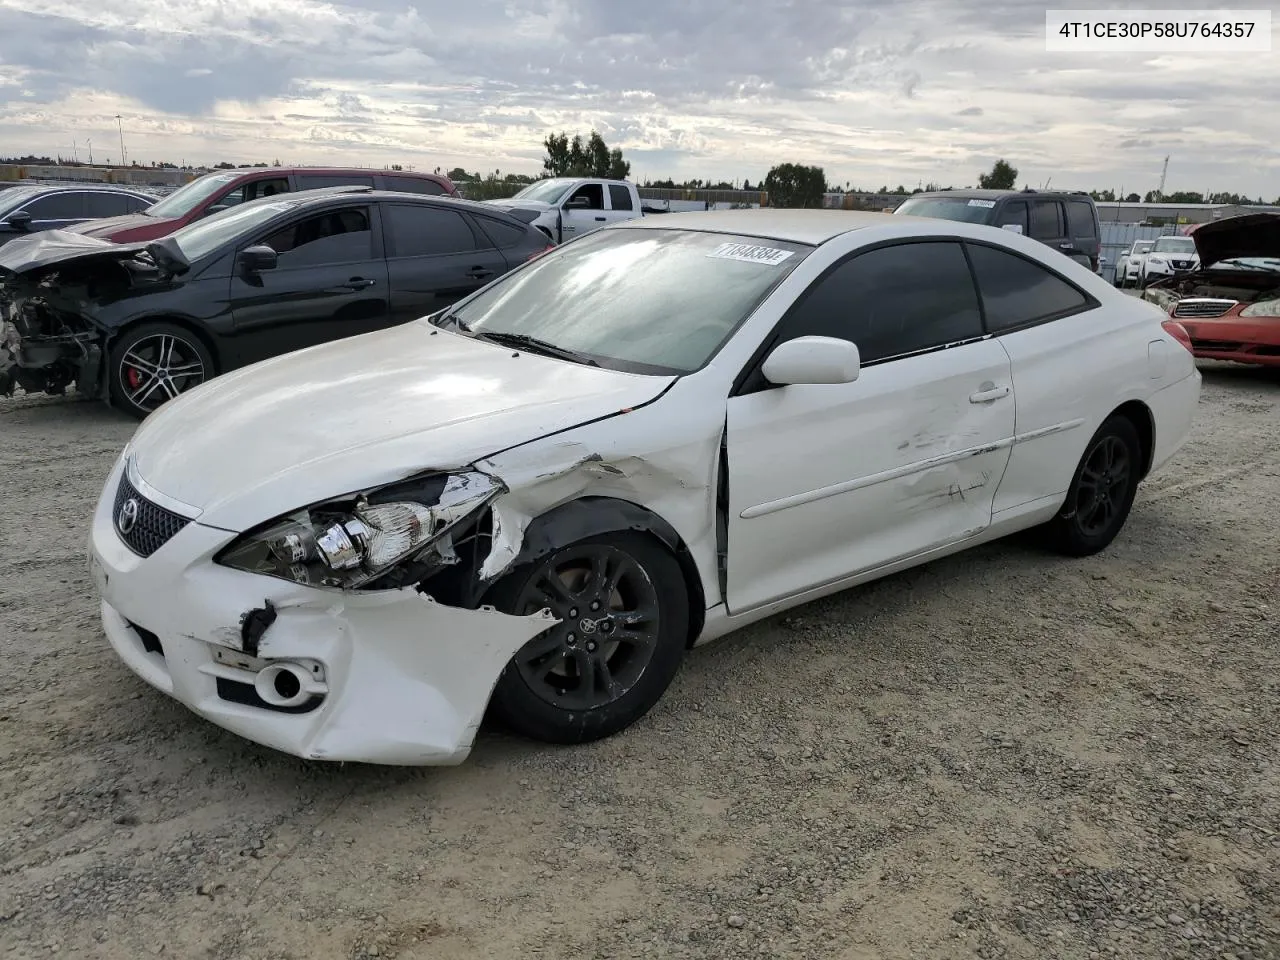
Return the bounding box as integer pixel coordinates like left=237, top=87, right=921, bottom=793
left=894, top=189, right=1102, bottom=272
left=63, top=167, right=458, bottom=245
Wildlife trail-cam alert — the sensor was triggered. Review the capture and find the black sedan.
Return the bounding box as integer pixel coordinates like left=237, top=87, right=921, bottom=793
left=0, top=184, right=157, bottom=249
left=0, top=187, right=551, bottom=416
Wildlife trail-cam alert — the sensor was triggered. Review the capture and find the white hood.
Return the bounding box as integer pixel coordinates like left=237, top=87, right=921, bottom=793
left=486, top=198, right=552, bottom=213
left=127, top=321, right=673, bottom=531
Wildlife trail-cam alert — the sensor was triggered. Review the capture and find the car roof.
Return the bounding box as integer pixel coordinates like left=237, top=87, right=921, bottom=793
left=215, top=166, right=449, bottom=181
left=11, top=183, right=154, bottom=195
left=239, top=188, right=528, bottom=221
left=620, top=209, right=894, bottom=245
left=907, top=188, right=1094, bottom=201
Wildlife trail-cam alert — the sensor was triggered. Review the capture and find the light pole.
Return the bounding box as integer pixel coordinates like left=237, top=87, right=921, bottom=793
left=116, top=115, right=127, bottom=166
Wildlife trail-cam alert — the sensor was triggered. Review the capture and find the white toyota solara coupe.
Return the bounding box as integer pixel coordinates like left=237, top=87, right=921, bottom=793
left=88, top=210, right=1201, bottom=765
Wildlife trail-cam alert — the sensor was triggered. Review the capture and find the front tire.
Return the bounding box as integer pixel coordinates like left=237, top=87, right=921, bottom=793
left=108, top=322, right=214, bottom=420
left=487, top=532, right=689, bottom=745
left=1044, top=415, right=1143, bottom=556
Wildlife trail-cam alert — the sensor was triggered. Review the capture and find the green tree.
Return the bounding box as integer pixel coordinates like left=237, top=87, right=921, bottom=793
left=542, top=130, right=630, bottom=179
left=764, top=163, right=826, bottom=208
left=1090, top=189, right=1116, bottom=201
left=977, top=159, right=1018, bottom=190
left=1125, top=193, right=1141, bottom=202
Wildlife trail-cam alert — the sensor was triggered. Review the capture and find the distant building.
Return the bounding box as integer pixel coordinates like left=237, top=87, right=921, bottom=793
left=1096, top=201, right=1280, bottom=225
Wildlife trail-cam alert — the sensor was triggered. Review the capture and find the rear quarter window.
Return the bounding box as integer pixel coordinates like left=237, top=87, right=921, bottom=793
left=1066, top=199, right=1098, bottom=240
left=966, top=242, right=1091, bottom=332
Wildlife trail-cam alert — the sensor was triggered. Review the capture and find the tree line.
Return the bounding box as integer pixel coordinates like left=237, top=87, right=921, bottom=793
left=6, top=144, right=1278, bottom=207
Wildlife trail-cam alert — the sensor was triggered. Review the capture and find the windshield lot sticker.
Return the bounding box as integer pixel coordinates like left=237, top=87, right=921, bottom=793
left=707, top=242, right=794, bottom=266
left=968, top=199, right=997, bottom=208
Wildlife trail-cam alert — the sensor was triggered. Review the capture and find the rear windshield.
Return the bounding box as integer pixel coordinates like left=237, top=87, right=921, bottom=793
left=443, top=228, right=811, bottom=374
left=1152, top=237, right=1196, bottom=254
left=893, top=196, right=997, bottom=224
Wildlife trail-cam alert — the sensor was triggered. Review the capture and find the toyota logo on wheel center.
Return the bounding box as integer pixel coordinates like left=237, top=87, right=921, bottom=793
left=117, top=498, right=140, bottom=535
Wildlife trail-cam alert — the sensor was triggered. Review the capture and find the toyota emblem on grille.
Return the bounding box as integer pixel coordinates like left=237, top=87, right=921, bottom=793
left=117, top=498, right=140, bottom=535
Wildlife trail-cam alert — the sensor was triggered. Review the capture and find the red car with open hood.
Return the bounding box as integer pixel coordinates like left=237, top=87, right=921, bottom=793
left=1141, top=213, right=1280, bottom=367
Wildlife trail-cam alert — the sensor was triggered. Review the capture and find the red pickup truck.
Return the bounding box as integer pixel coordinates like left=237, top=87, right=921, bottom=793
left=64, top=166, right=458, bottom=243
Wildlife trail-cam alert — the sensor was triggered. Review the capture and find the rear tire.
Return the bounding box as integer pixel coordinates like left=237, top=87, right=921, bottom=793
left=1043, top=415, right=1143, bottom=557
left=487, top=532, right=689, bottom=745
left=108, top=322, right=214, bottom=420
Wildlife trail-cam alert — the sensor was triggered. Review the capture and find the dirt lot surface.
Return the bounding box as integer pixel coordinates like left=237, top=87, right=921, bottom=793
left=1, top=365, right=1278, bottom=960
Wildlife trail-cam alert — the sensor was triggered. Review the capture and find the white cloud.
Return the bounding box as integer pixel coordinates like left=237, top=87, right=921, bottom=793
left=0, top=0, right=1276, bottom=197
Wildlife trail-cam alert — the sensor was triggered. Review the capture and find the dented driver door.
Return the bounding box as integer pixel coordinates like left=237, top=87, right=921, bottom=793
left=724, top=340, right=1016, bottom=614
left=722, top=239, right=1023, bottom=615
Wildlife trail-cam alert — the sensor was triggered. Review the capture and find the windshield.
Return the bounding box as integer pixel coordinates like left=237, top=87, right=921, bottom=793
left=443, top=228, right=811, bottom=374
left=145, top=172, right=242, bottom=219
left=893, top=196, right=996, bottom=224
left=169, top=198, right=298, bottom=262
left=1152, top=237, right=1196, bottom=254
left=0, top=186, right=42, bottom=218
left=512, top=179, right=577, bottom=205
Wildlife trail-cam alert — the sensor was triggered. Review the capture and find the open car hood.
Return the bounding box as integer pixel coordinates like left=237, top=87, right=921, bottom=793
left=0, top=230, right=152, bottom=276
left=1188, top=213, right=1280, bottom=268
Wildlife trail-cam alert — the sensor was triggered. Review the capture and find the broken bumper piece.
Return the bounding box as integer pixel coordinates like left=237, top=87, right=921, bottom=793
left=88, top=460, right=557, bottom=766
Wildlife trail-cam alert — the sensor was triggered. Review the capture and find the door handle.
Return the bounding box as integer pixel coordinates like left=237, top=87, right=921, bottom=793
left=1059, top=242, right=1073, bottom=249
left=466, top=268, right=494, bottom=279
left=594, top=216, right=606, bottom=222
left=343, top=277, right=376, bottom=289
left=969, top=385, right=1011, bottom=403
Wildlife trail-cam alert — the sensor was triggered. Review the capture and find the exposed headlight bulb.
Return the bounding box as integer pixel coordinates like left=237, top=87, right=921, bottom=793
left=315, top=519, right=372, bottom=570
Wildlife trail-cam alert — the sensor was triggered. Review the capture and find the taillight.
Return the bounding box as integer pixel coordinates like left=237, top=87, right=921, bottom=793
left=526, top=244, right=555, bottom=263
left=1162, top=319, right=1194, bottom=353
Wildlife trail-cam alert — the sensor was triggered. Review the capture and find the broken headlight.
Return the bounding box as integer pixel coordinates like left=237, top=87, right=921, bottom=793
left=216, top=472, right=504, bottom=588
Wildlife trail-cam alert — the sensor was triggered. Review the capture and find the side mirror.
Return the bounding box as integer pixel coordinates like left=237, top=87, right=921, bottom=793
left=564, top=196, right=590, bottom=209
left=761, top=336, right=860, bottom=386
left=206, top=204, right=229, bottom=216
left=237, top=244, right=278, bottom=273
left=6, top=211, right=33, bottom=232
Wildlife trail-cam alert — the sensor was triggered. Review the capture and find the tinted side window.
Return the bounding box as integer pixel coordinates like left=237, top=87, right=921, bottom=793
left=385, top=176, right=447, bottom=196
left=84, top=192, right=133, bottom=217
left=263, top=207, right=373, bottom=268
left=565, top=184, right=604, bottom=209
left=995, top=200, right=1028, bottom=234
left=608, top=185, right=634, bottom=211
left=297, top=174, right=376, bottom=190
left=473, top=216, right=531, bottom=249
left=966, top=243, right=1089, bottom=332
left=777, top=242, right=982, bottom=364
left=1066, top=199, right=1097, bottom=239
left=385, top=205, right=478, bottom=257
left=24, top=193, right=85, bottom=221
left=1029, top=200, right=1062, bottom=240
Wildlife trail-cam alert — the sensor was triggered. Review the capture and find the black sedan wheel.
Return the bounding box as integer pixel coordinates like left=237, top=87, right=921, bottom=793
left=108, top=322, right=214, bottom=419
left=1044, top=415, right=1142, bottom=556
left=488, top=533, right=689, bottom=744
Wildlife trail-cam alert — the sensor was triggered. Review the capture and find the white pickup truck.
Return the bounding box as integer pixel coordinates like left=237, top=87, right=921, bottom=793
left=487, top=178, right=662, bottom=244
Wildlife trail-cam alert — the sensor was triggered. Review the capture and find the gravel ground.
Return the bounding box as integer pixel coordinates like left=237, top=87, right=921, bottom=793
left=1, top=363, right=1278, bottom=960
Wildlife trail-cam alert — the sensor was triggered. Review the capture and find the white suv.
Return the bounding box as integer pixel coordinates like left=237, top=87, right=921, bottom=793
left=1115, top=240, right=1153, bottom=288
left=1142, top=235, right=1200, bottom=285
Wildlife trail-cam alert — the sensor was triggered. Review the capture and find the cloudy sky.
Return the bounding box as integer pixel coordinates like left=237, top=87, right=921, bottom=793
left=0, top=0, right=1276, bottom=197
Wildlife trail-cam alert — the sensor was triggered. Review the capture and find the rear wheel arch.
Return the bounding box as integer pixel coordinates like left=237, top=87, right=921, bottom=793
left=1111, top=399, right=1155, bottom=479
left=489, top=496, right=707, bottom=648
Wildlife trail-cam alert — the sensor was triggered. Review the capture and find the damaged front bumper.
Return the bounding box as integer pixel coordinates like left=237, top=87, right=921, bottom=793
left=0, top=297, right=104, bottom=398
left=88, top=455, right=559, bottom=765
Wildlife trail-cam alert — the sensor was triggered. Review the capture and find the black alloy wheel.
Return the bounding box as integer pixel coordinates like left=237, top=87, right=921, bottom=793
left=1044, top=415, right=1143, bottom=556
left=488, top=533, right=689, bottom=744
left=108, top=322, right=214, bottom=419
